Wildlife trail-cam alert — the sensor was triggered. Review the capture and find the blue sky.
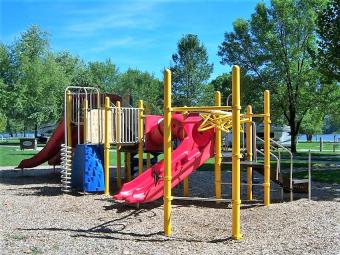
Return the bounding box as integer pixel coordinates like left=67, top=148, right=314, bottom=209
left=0, top=0, right=267, bottom=80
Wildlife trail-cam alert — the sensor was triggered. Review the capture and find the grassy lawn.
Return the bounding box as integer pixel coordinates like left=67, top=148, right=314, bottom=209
left=293, top=169, right=340, bottom=184
left=0, top=146, right=39, bottom=166
left=0, top=146, right=124, bottom=167
left=297, top=141, right=339, bottom=151
left=0, top=141, right=339, bottom=185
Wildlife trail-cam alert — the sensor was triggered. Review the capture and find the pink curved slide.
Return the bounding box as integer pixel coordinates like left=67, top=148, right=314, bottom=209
left=113, top=114, right=215, bottom=204
left=17, top=121, right=65, bottom=169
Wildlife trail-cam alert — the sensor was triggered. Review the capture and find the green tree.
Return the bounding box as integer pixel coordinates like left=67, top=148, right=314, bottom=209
left=317, top=0, right=340, bottom=81
left=218, top=0, right=334, bottom=152
left=115, top=69, right=163, bottom=113
left=0, top=79, right=7, bottom=132
left=54, top=52, right=90, bottom=85
left=0, top=25, right=72, bottom=136
left=210, top=73, right=231, bottom=105
left=87, top=59, right=119, bottom=92
left=300, top=109, right=324, bottom=141
left=170, top=34, right=213, bottom=106
left=323, top=114, right=340, bottom=133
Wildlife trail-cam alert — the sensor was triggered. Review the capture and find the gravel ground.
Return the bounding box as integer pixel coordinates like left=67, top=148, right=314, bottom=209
left=0, top=167, right=339, bottom=255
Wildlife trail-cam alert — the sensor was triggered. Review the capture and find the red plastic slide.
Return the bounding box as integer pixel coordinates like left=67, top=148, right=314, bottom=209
left=17, top=121, right=65, bottom=169
left=113, top=114, right=215, bottom=204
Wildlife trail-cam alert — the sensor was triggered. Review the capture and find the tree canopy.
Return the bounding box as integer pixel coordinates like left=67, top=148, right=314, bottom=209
left=317, top=0, right=340, bottom=81
left=170, top=34, right=213, bottom=106
left=218, top=0, right=338, bottom=152
left=0, top=25, right=163, bottom=135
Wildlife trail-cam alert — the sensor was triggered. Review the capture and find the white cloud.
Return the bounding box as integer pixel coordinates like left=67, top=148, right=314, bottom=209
left=66, top=1, right=160, bottom=35
left=90, top=36, right=154, bottom=52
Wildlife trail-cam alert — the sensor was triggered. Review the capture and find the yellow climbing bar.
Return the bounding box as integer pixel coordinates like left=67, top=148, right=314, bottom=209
left=172, top=106, right=232, bottom=112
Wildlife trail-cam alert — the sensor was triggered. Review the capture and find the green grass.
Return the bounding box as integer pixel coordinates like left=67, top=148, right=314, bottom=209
left=0, top=146, right=39, bottom=166
left=297, top=141, right=339, bottom=151
left=293, top=169, right=340, bottom=184
left=0, top=145, right=155, bottom=167
left=1, top=141, right=339, bottom=185
left=0, top=138, right=47, bottom=146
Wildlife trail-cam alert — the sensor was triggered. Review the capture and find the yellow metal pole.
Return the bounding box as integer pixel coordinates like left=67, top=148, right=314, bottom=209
left=126, top=153, right=131, bottom=181
left=83, top=98, right=88, bottom=143
left=145, top=106, right=151, bottom=170
left=116, top=101, right=122, bottom=188
left=183, top=177, right=189, bottom=197
left=138, top=100, right=144, bottom=175
left=163, top=69, right=172, bottom=237
left=214, top=91, right=222, bottom=202
left=246, top=105, right=253, bottom=201
left=263, top=90, right=271, bottom=206
left=231, top=65, right=243, bottom=240
left=146, top=153, right=151, bottom=169
left=104, top=97, right=110, bottom=195
left=66, top=91, right=72, bottom=147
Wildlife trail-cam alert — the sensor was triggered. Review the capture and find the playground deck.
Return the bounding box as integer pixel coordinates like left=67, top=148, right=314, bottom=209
left=0, top=167, right=339, bottom=255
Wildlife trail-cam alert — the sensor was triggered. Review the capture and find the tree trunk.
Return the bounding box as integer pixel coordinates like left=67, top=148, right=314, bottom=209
left=290, top=131, right=298, bottom=153
left=306, top=134, right=312, bottom=142
left=34, top=124, right=38, bottom=138
left=289, top=116, right=298, bottom=153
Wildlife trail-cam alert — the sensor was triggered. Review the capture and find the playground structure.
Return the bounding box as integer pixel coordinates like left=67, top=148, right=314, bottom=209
left=17, top=65, right=312, bottom=240
left=99, top=65, right=272, bottom=239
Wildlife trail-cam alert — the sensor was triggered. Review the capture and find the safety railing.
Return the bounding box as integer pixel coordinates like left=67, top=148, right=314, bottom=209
left=255, top=136, right=293, bottom=191
left=270, top=138, right=293, bottom=192
left=64, top=86, right=101, bottom=145
left=256, top=136, right=281, bottom=181
left=109, top=106, right=141, bottom=144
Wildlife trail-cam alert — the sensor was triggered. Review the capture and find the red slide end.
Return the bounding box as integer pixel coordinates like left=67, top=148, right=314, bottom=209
left=17, top=121, right=65, bottom=169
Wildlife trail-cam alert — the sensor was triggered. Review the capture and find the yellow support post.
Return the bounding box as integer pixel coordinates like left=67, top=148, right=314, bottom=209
left=163, top=69, right=172, bottom=237
left=66, top=91, right=72, bottom=147
left=183, top=177, right=189, bottom=197
left=83, top=98, right=88, bottom=143
left=116, top=101, right=122, bottom=188
left=246, top=105, right=253, bottom=201
left=126, top=153, right=131, bottom=181
left=104, top=97, right=110, bottom=195
left=263, top=90, right=271, bottom=206
left=146, top=153, right=151, bottom=169
left=138, top=100, right=144, bottom=175
left=214, top=91, right=222, bottom=202
left=231, top=65, right=243, bottom=240
left=145, top=106, right=151, bottom=170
